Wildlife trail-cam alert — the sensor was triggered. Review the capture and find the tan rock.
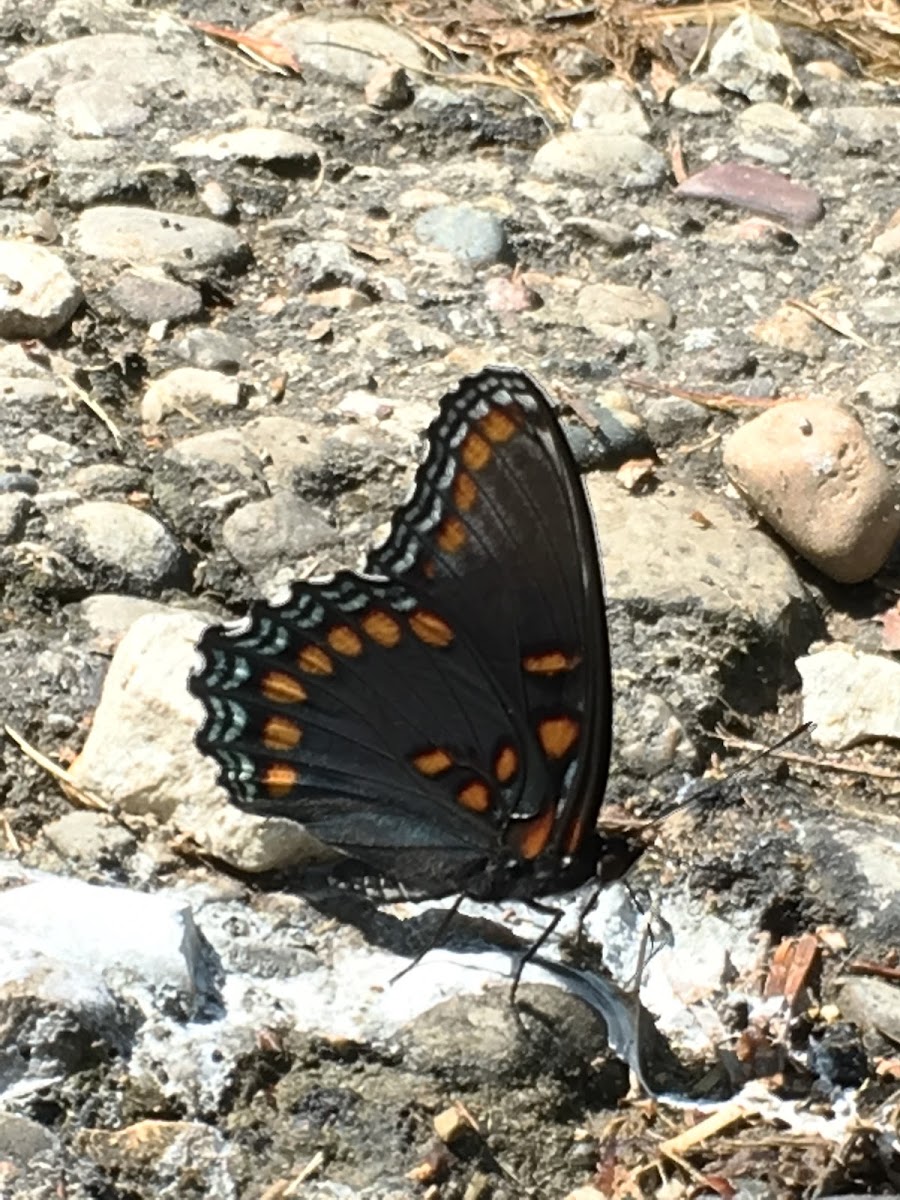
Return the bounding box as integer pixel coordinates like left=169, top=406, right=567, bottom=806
left=723, top=400, right=900, bottom=582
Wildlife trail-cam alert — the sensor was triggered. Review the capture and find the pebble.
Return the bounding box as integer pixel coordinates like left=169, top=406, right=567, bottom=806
left=0, top=491, right=31, bottom=543
left=68, top=610, right=327, bottom=871
left=872, top=217, right=900, bottom=260
left=576, top=282, right=673, bottom=336
left=808, top=104, right=900, bottom=145
left=735, top=101, right=818, bottom=165
left=676, top=162, right=824, bottom=229
left=570, top=80, right=650, bottom=136
left=797, top=643, right=900, bottom=747
left=289, top=238, right=370, bottom=290
left=0, top=470, right=38, bottom=495
left=531, top=130, right=667, bottom=189
left=49, top=500, right=188, bottom=595
left=0, top=240, right=83, bottom=339
left=856, top=369, right=900, bottom=410
left=708, top=12, right=798, bottom=102
left=861, top=295, right=900, bottom=326
left=365, top=65, right=413, bottom=110
left=43, top=811, right=137, bottom=866
left=723, top=400, right=900, bottom=582
left=668, top=83, right=724, bottom=115
left=221, top=491, right=339, bottom=577
left=753, top=303, right=826, bottom=358
left=172, top=328, right=251, bottom=372
left=109, top=267, right=203, bottom=325
left=55, top=80, right=150, bottom=138
left=0, top=107, right=51, bottom=164
left=172, top=127, right=321, bottom=171
left=74, top=205, right=249, bottom=271
left=77, top=1121, right=233, bottom=1194
left=141, top=367, right=242, bottom=426
left=414, top=204, right=509, bottom=267
left=252, top=14, right=428, bottom=84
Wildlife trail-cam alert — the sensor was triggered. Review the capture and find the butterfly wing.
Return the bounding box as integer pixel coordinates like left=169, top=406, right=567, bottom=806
left=190, top=366, right=611, bottom=898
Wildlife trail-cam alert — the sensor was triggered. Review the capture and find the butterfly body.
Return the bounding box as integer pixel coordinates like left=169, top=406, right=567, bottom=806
left=190, top=367, right=628, bottom=904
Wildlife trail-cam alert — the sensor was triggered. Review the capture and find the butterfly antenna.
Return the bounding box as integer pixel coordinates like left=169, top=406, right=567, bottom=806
left=654, top=719, right=814, bottom=826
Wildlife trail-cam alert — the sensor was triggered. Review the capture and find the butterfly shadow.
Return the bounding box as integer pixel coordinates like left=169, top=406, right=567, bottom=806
left=267, top=861, right=692, bottom=1096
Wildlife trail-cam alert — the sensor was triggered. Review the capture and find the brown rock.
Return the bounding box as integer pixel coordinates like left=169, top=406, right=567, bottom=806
left=723, top=400, right=900, bottom=583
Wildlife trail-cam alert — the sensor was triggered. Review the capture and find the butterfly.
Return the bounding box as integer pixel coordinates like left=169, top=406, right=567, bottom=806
left=190, top=366, right=641, bottom=907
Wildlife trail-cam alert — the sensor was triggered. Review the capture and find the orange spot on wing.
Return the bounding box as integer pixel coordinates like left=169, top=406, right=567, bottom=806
left=327, top=624, right=363, bottom=657
left=523, top=650, right=581, bottom=675
left=514, top=804, right=556, bottom=860
left=437, top=515, right=466, bottom=554
left=479, top=404, right=521, bottom=443
left=412, top=747, right=454, bottom=777
left=420, top=557, right=436, bottom=580
left=452, top=470, right=477, bottom=512
left=409, top=609, right=454, bottom=647
left=262, top=715, right=303, bottom=751
left=458, top=780, right=491, bottom=812
left=461, top=430, right=491, bottom=471
left=297, top=645, right=333, bottom=675
left=538, top=716, right=579, bottom=760
left=261, top=671, right=307, bottom=704
left=361, top=609, right=401, bottom=648
left=494, top=744, right=518, bottom=783
left=262, top=762, right=298, bottom=798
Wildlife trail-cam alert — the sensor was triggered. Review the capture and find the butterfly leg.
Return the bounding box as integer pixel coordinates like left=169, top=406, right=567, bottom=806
left=389, top=893, right=466, bottom=985
left=510, top=898, right=565, bottom=1004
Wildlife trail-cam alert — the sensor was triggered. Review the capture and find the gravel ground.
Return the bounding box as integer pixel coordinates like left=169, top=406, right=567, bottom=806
left=1, top=2, right=899, bottom=1198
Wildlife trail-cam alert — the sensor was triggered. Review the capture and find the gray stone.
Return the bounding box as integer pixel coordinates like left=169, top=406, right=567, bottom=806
left=172, top=127, right=320, bottom=170
left=837, top=977, right=900, bottom=1044
left=0, top=107, right=51, bottom=165
left=669, top=83, right=724, bottom=114
left=109, top=268, right=203, bottom=324
left=0, top=241, right=82, bottom=339
left=69, top=463, right=145, bottom=498
left=0, top=471, right=38, bottom=496
left=252, top=15, right=427, bottom=84
left=141, top=368, right=241, bottom=426
left=8, top=32, right=248, bottom=107
left=0, top=492, right=31, bottom=543
left=856, top=369, right=900, bottom=410
left=172, top=328, right=251, bottom=372
left=861, top=295, right=900, bottom=326
left=808, top=105, right=900, bottom=145
left=531, top=130, right=666, bottom=189
left=798, top=644, right=900, bottom=749
left=586, top=474, right=809, bottom=632
left=221, top=491, right=339, bottom=576
left=0, top=1113, right=54, bottom=1167
left=74, top=206, right=249, bottom=272
left=577, top=282, right=673, bottom=335
left=74, top=593, right=173, bottom=642
left=43, top=811, right=137, bottom=865
left=708, top=13, right=798, bottom=102
left=49, top=501, right=187, bottom=596
left=414, top=204, right=508, bottom=267
left=735, top=101, right=818, bottom=164
left=571, top=80, right=650, bottom=136
left=55, top=80, right=149, bottom=138
left=289, top=239, right=369, bottom=290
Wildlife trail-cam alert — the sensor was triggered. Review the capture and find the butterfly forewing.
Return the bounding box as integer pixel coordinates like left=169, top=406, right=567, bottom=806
left=190, top=366, right=612, bottom=898
left=367, top=368, right=612, bottom=861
